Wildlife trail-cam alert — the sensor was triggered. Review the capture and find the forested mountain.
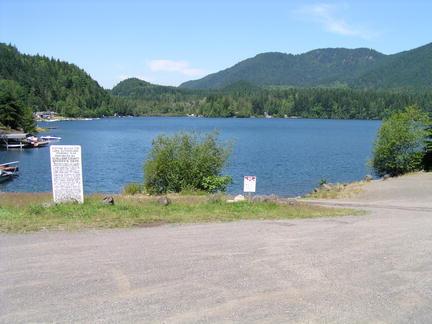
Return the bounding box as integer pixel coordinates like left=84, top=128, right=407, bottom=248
left=353, top=43, right=432, bottom=90
left=111, top=77, right=204, bottom=99
left=0, top=43, right=112, bottom=117
left=180, top=44, right=432, bottom=90
left=110, top=78, right=208, bottom=116
left=1, top=42, right=432, bottom=128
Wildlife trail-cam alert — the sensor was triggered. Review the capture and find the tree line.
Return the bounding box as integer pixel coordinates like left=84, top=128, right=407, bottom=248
left=111, top=81, right=432, bottom=120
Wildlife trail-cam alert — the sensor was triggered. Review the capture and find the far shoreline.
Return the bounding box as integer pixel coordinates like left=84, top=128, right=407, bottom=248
left=37, top=115, right=383, bottom=122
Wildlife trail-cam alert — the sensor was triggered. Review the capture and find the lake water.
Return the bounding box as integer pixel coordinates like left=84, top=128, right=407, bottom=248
left=0, top=117, right=380, bottom=196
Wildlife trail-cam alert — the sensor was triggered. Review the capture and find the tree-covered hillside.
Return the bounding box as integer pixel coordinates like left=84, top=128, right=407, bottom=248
left=354, top=43, right=432, bottom=90
left=180, top=48, right=385, bottom=89
left=0, top=43, right=112, bottom=117
left=1, top=43, right=432, bottom=126
left=180, top=44, right=432, bottom=90
left=110, top=78, right=207, bottom=116
left=111, top=77, right=205, bottom=100
left=113, top=78, right=432, bottom=119
left=0, top=79, right=35, bottom=132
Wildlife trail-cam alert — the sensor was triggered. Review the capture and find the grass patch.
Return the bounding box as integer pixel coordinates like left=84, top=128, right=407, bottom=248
left=305, top=182, right=366, bottom=199
left=0, top=193, right=358, bottom=233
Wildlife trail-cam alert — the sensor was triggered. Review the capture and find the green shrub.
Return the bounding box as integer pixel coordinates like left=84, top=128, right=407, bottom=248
left=319, top=178, right=328, bottom=186
left=144, top=132, right=231, bottom=194
left=202, top=175, right=232, bottom=193
left=371, top=106, right=431, bottom=176
left=123, top=183, right=143, bottom=195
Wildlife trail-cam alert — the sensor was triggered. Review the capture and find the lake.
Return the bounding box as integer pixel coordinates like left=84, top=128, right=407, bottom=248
left=0, top=117, right=380, bottom=196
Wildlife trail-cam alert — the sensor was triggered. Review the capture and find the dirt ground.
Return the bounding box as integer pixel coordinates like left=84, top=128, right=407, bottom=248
left=1, top=172, right=431, bottom=323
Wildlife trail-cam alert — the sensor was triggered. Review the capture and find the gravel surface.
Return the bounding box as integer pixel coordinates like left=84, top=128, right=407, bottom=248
left=1, top=173, right=432, bottom=323
left=305, top=172, right=432, bottom=211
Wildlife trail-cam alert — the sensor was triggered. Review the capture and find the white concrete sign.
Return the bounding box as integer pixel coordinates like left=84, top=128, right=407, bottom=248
left=243, top=176, right=256, bottom=193
left=50, top=145, right=84, bottom=203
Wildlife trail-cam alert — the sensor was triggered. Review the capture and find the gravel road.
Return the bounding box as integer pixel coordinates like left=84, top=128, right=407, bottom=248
left=1, top=173, right=431, bottom=323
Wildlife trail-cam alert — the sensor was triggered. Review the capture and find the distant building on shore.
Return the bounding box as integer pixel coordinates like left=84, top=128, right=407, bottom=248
left=34, top=111, right=57, bottom=120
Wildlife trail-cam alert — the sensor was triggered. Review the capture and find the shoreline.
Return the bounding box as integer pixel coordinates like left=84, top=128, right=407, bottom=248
left=1, top=172, right=430, bottom=232
left=37, top=115, right=383, bottom=122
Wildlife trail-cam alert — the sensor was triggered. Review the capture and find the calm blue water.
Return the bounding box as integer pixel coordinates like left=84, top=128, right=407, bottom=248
left=0, top=117, right=380, bottom=196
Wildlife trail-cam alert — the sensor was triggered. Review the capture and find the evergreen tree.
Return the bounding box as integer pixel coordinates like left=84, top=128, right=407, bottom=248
left=0, top=79, right=35, bottom=132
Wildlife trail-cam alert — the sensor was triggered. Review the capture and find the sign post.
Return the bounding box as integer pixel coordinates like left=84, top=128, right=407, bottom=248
left=243, top=176, right=256, bottom=199
left=50, top=145, right=84, bottom=204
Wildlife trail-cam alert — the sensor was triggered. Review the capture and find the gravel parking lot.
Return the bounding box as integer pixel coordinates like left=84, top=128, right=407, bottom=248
left=1, top=173, right=432, bottom=323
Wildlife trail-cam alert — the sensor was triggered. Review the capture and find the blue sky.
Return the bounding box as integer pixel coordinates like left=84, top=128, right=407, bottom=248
left=1, top=0, right=431, bottom=88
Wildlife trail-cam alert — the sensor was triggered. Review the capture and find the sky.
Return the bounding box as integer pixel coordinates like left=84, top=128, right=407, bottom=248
left=1, top=0, right=431, bottom=88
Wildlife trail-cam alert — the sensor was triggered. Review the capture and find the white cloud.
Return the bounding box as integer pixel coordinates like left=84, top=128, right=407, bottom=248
left=147, top=59, right=205, bottom=77
left=294, top=3, right=377, bottom=39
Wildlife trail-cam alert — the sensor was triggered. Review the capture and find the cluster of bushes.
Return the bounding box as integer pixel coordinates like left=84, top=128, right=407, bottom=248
left=371, top=106, right=432, bottom=176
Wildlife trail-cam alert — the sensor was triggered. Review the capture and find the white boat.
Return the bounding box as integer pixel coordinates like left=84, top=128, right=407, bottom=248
left=0, top=170, right=16, bottom=183
left=40, top=136, right=62, bottom=141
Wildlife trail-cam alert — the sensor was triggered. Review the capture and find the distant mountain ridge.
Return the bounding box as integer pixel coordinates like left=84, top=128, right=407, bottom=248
left=180, top=43, right=432, bottom=90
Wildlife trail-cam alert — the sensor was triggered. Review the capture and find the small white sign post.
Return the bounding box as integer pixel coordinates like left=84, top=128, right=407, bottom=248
left=243, top=176, right=256, bottom=194
left=50, top=145, right=84, bottom=204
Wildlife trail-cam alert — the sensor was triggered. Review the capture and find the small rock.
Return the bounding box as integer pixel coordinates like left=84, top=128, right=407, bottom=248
left=364, top=175, right=373, bottom=182
left=268, top=194, right=279, bottom=202
left=233, top=194, right=245, bottom=202
left=158, top=196, right=171, bottom=206
left=252, top=195, right=266, bottom=202
left=286, top=198, right=297, bottom=206
left=383, top=174, right=391, bottom=180
left=321, top=183, right=332, bottom=190
left=102, top=196, right=115, bottom=205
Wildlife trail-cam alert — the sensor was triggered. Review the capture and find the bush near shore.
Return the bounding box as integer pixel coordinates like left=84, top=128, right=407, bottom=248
left=371, top=106, right=431, bottom=176
left=144, top=132, right=232, bottom=194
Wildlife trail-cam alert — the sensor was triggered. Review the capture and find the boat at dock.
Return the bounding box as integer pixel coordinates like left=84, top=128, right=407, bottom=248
left=0, top=161, right=19, bottom=173
left=26, top=135, right=50, bottom=148
left=0, top=161, right=19, bottom=183
left=0, top=133, right=50, bottom=150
